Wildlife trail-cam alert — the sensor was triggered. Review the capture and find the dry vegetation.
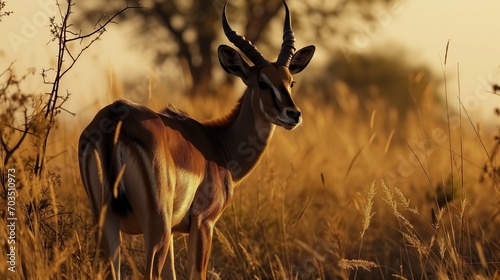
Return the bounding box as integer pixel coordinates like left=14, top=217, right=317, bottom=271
left=1, top=1, right=500, bottom=279
left=1, top=67, right=500, bottom=279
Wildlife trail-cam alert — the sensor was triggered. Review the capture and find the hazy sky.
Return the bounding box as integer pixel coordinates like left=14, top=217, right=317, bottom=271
left=1, top=0, right=500, bottom=121
left=367, top=0, right=500, bottom=120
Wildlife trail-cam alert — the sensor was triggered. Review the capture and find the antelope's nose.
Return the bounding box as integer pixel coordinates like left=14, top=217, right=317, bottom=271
left=285, top=108, right=302, bottom=123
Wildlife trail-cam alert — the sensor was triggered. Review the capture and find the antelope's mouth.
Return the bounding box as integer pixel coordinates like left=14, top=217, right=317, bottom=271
left=276, top=117, right=301, bottom=130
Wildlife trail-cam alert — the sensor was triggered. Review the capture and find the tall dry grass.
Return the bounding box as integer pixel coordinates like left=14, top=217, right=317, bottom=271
left=1, top=71, right=500, bottom=279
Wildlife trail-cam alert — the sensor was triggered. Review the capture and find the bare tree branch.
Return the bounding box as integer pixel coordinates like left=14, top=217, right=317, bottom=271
left=66, top=2, right=141, bottom=43
left=33, top=0, right=139, bottom=176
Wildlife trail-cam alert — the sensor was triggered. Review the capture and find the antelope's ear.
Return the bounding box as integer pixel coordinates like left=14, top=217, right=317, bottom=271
left=289, top=45, right=315, bottom=74
left=218, top=45, right=251, bottom=83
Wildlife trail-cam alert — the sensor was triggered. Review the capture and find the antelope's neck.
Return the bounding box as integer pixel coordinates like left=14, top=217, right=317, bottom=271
left=210, top=91, right=275, bottom=182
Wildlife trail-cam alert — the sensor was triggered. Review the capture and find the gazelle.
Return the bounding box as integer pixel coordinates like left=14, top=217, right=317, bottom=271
left=78, top=1, right=314, bottom=279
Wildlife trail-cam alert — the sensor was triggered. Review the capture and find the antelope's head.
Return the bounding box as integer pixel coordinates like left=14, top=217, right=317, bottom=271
left=218, top=0, right=315, bottom=130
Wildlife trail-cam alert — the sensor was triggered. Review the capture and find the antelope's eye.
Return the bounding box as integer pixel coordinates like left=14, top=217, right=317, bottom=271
left=290, top=81, right=296, bottom=88
left=258, top=81, right=270, bottom=90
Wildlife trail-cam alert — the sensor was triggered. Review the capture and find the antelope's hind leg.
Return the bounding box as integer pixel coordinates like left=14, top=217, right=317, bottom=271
left=98, top=208, right=122, bottom=280
left=161, top=235, right=176, bottom=280
left=81, top=150, right=122, bottom=279
left=143, top=212, right=172, bottom=279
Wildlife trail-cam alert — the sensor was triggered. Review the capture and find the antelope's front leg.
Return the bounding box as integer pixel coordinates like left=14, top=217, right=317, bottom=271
left=187, top=217, right=214, bottom=280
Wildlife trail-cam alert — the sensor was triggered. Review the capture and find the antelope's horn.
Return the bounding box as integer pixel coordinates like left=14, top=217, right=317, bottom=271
left=222, top=1, right=270, bottom=68
left=276, top=0, right=296, bottom=67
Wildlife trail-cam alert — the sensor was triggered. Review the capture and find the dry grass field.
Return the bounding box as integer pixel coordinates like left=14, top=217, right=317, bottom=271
left=1, top=67, right=500, bottom=280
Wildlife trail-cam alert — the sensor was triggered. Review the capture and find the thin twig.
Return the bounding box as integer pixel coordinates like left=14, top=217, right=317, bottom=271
left=0, top=61, right=15, bottom=78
